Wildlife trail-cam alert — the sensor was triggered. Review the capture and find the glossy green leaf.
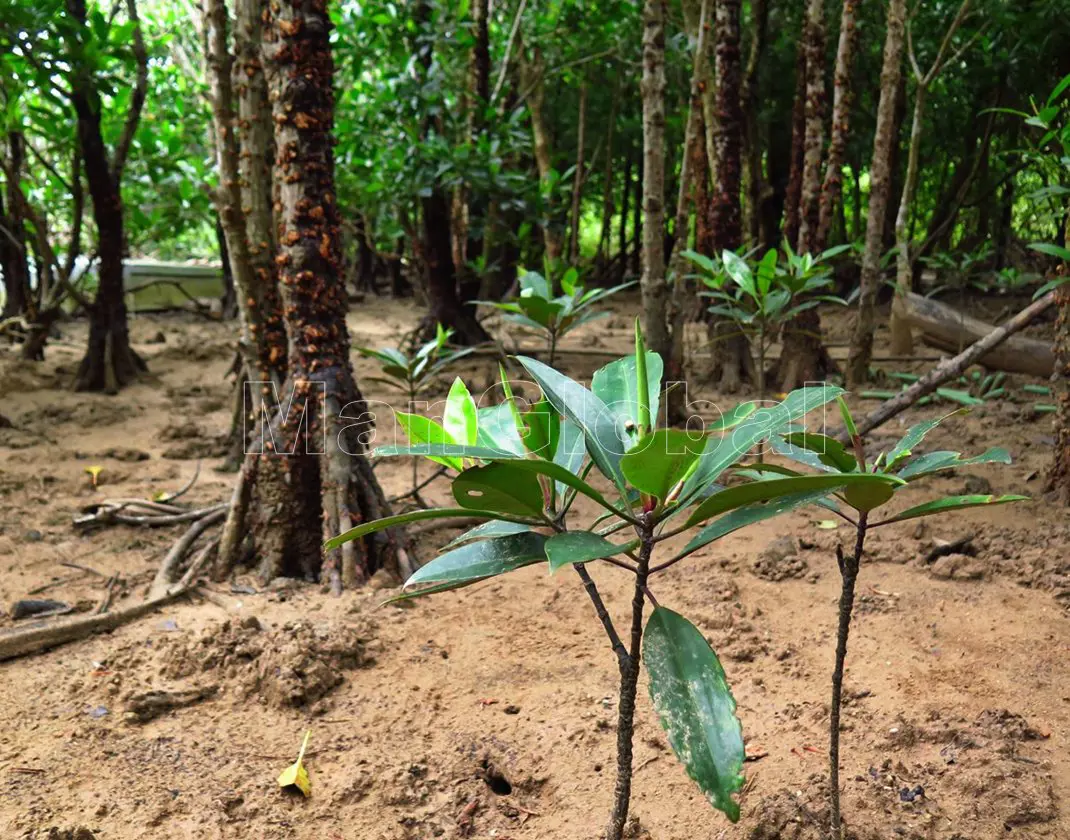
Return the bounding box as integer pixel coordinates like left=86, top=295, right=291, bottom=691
left=897, top=447, right=1011, bottom=480
left=404, top=531, right=549, bottom=589
left=544, top=531, right=633, bottom=573
left=382, top=576, right=491, bottom=604
left=442, top=519, right=532, bottom=549
left=781, top=432, right=858, bottom=472
left=680, top=385, right=844, bottom=504
left=395, top=412, right=463, bottom=470
left=873, top=494, right=1029, bottom=526
left=591, top=350, right=664, bottom=442
left=707, top=402, right=758, bottom=432
left=452, top=463, right=547, bottom=518
left=643, top=607, right=744, bottom=822
left=839, top=480, right=899, bottom=513
left=621, top=429, right=705, bottom=501
left=443, top=377, right=478, bottom=447
left=518, top=355, right=627, bottom=490
left=521, top=395, right=561, bottom=460
left=885, top=410, right=966, bottom=471
left=685, top=473, right=901, bottom=527
left=326, top=507, right=511, bottom=550
left=672, top=489, right=836, bottom=563
left=476, top=403, right=526, bottom=455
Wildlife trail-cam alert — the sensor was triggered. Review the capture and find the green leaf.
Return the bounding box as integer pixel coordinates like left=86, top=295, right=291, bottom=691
left=443, top=520, right=532, bottom=549
left=707, top=402, right=758, bottom=432
left=544, top=531, right=634, bottom=573
left=839, top=481, right=899, bottom=513
left=672, top=489, right=836, bottom=563
left=326, top=507, right=508, bottom=550
left=404, top=532, right=549, bottom=589
left=873, top=494, right=1029, bottom=526
left=680, top=385, right=845, bottom=504
left=520, top=395, right=561, bottom=460
left=621, top=429, right=704, bottom=502
left=884, top=410, right=966, bottom=471
left=591, top=351, right=664, bottom=442
left=897, top=447, right=1011, bottom=481
left=1029, top=242, right=1070, bottom=262
left=444, top=378, right=478, bottom=446
left=643, top=607, right=744, bottom=822
left=781, top=432, right=858, bottom=472
left=452, top=463, right=546, bottom=518
left=518, top=355, right=628, bottom=490
left=476, top=404, right=526, bottom=455
left=684, top=474, right=901, bottom=527
left=396, top=413, right=463, bottom=470
left=381, top=576, right=492, bottom=605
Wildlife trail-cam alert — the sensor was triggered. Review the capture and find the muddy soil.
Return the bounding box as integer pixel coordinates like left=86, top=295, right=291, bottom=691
left=0, top=297, right=1065, bottom=839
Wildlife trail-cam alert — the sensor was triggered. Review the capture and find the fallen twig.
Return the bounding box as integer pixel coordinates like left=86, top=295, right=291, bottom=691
left=841, top=292, right=1056, bottom=441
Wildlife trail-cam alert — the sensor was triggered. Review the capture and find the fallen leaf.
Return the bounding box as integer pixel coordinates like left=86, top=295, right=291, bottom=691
left=85, top=466, right=103, bottom=489
left=277, top=730, right=312, bottom=797
left=815, top=520, right=839, bottom=530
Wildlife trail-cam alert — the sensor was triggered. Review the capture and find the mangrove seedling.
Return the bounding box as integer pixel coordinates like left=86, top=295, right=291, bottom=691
left=762, top=401, right=1028, bottom=838
left=329, top=322, right=903, bottom=838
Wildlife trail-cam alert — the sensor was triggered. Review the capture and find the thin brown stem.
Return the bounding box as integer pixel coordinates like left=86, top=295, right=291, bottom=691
left=604, top=517, right=653, bottom=840
left=829, top=510, right=868, bottom=838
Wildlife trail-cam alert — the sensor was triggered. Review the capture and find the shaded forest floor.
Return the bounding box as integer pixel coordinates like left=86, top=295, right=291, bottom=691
left=0, top=295, right=1066, bottom=839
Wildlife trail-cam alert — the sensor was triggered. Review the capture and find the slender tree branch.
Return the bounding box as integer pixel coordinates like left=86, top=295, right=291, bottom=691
left=574, top=564, right=629, bottom=668
left=490, top=0, right=529, bottom=105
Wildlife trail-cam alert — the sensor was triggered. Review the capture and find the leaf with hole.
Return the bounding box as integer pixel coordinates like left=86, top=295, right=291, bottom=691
left=643, top=607, right=744, bottom=822
left=452, top=463, right=547, bottom=518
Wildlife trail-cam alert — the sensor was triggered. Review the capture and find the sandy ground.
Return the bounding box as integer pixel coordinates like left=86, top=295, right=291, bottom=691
left=0, top=296, right=1066, bottom=839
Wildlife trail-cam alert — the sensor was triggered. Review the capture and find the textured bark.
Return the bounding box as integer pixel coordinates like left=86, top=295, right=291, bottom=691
left=618, top=148, right=632, bottom=272
left=596, top=79, right=619, bottom=265
left=682, top=0, right=717, bottom=197
left=708, top=0, right=753, bottom=393
left=252, top=0, right=411, bottom=587
left=1047, top=286, right=1070, bottom=504
left=782, top=42, right=807, bottom=250
left=740, top=0, right=768, bottom=248
left=779, top=0, right=834, bottom=390
left=795, top=0, right=826, bottom=254
left=66, top=0, right=148, bottom=392
left=639, top=0, right=669, bottom=361
left=235, top=0, right=287, bottom=373
left=816, top=0, right=860, bottom=251
left=846, top=0, right=906, bottom=386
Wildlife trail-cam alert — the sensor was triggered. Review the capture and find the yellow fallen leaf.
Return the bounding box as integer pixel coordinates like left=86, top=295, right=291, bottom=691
left=277, top=730, right=312, bottom=797
left=85, top=466, right=103, bottom=489
left=815, top=519, right=839, bottom=530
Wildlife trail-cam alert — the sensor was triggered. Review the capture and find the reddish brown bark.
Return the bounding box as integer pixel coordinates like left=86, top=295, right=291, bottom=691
left=252, top=0, right=410, bottom=588
left=782, top=42, right=807, bottom=251
left=816, top=0, right=860, bottom=251
left=796, top=0, right=827, bottom=254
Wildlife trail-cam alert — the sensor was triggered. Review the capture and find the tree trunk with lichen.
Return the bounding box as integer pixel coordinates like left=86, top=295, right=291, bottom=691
left=777, top=0, right=836, bottom=391
left=816, top=0, right=859, bottom=251
left=740, top=0, right=768, bottom=248
left=244, top=0, right=412, bottom=590
left=707, top=0, right=753, bottom=393
left=1047, top=286, right=1070, bottom=503
left=846, top=0, right=905, bottom=386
